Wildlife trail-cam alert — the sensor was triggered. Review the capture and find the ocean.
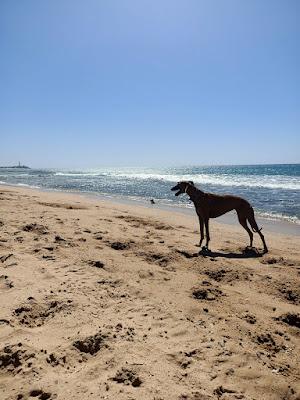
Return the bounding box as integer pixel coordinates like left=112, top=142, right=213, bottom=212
left=0, top=164, right=299, bottom=225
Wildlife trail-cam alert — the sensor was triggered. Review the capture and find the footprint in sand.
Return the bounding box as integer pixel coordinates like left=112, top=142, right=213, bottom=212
left=278, top=284, right=300, bottom=304
left=22, top=223, right=48, bottom=235
left=0, top=253, right=14, bottom=263
left=13, top=298, right=73, bottom=327
left=21, top=389, right=53, bottom=399
left=111, top=367, right=142, bottom=387
left=192, top=283, right=224, bottom=301
left=110, top=241, right=130, bottom=250
left=0, top=343, right=37, bottom=375
left=73, top=332, right=108, bottom=355
left=137, top=250, right=170, bottom=267
left=88, top=260, right=105, bottom=269
left=275, top=313, right=300, bottom=329
left=0, top=274, right=14, bottom=289
left=255, top=333, right=285, bottom=353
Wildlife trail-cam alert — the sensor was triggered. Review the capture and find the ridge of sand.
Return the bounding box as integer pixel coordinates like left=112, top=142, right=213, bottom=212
left=0, top=186, right=299, bottom=400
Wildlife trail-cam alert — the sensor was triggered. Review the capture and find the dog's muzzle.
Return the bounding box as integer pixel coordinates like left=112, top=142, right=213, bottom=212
left=171, top=184, right=182, bottom=196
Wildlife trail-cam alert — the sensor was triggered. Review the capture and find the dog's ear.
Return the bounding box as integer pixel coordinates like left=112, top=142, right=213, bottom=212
left=189, top=181, right=194, bottom=186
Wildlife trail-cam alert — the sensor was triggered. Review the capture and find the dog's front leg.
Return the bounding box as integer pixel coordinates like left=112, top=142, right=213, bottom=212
left=197, top=216, right=204, bottom=247
left=204, top=218, right=210, bottom=249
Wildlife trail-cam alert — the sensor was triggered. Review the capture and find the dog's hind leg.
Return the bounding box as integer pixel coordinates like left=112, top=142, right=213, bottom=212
left=247, top=208, right=268, bottom=253
left=237, top=213, right=253, bottom=248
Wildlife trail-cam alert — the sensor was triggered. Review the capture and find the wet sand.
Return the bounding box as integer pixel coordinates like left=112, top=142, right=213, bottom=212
left=0, top=185, right=299, bottom=400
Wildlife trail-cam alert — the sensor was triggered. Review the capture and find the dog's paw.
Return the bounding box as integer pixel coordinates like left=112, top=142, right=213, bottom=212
left=199, top=246, right=211, bottom=255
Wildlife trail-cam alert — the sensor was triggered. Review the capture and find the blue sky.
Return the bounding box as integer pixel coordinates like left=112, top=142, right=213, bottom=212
left=0, top=0, right=299, bottom=168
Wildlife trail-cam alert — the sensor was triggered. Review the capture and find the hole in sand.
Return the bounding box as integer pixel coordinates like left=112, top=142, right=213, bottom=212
left=276, top=313, right=300, bottom=329
left=192, top=287, right=223, bottom=301
left=73, top=332, right=107, bottom=355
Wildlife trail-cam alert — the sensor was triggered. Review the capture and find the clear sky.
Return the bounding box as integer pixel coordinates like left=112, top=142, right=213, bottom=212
left=0, top=0, right=299, bottom=168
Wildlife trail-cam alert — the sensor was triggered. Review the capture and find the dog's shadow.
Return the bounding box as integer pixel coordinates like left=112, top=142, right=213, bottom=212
left=201, top=247, right=264, bottom=259
left=177, top=247, right=265, bottom=259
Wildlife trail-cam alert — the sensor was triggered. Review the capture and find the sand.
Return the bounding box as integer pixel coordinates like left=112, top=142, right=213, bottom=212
left=0, top=185, right=299, bottom=400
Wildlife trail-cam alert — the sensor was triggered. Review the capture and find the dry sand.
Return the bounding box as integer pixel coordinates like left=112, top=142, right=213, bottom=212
left=0, top=185, right=299, bottom=400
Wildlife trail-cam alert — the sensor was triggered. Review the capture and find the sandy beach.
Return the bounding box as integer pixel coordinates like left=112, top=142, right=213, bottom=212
left=0, top=185, right=299, bottom=400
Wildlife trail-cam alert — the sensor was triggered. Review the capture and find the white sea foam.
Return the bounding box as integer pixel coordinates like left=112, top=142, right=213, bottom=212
left=0, top=173, right=30, bottom=177
left=0, top=181, right=40, bottom=189
left=53, top=168, right=300, bottom=190
left=55, top=172, right=107, bottom=177
left=16, top=183, right=41, bottom=189
left=256, top=211, right=300, bottom=224
left=106, top=172, right=300, bottom=190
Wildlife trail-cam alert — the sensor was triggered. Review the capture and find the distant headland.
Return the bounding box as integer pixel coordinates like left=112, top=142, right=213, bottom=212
left=0, top=162, right=30, bottom=169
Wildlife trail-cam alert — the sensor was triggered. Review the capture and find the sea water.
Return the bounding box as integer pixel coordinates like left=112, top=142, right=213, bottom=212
left=0, top=164, right=299, bottom=224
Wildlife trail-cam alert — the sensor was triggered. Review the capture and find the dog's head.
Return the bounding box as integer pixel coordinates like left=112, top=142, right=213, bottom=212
left=171, top=181, right=194, bottom=196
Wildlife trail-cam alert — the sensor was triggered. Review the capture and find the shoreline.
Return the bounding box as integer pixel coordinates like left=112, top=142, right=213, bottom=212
left=1, top=182, right=299, bottom=236
left=86, top=192, right=300, bottom=237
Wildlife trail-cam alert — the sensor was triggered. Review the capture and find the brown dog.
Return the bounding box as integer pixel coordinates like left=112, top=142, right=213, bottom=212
left=171, top=181, right=268, bottom=253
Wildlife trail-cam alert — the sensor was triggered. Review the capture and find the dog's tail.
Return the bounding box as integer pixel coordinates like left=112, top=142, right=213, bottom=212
left=247, top=207, right=268, bottom=253
left=247, top=207, right=262, bottom=233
